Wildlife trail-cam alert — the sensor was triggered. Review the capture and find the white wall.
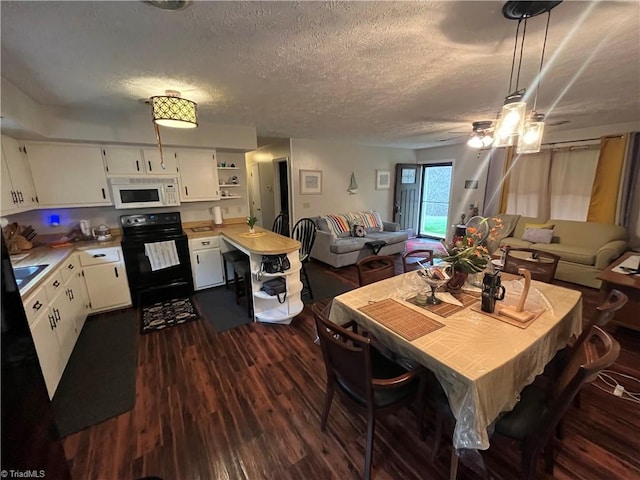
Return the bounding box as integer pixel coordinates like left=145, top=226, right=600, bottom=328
left=290, top=139, right=415, bottom=221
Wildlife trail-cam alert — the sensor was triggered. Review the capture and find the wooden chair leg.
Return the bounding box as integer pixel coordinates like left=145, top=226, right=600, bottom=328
left=449, top=447, right=459, bottom=480
left=431, top=409, right=444, bottom=461
left=364, top=408, right=376, bottom=480
left=301, top=262, right=314, bottom=299
left=320, top=381, right=335, bottom=431
left=521, top=447, right=539, bottom=480
left=544, top=438, right=556, bottom=473
left=417, top=375, right=428, bottom=441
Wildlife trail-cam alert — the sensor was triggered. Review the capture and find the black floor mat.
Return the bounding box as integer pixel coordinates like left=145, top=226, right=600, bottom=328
left=52, top=309, right=137, bottom=437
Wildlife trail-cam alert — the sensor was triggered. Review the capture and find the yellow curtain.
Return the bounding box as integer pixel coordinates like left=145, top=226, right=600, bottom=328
left=587, top=135, right=628, bottom=223
left=499, top=147, right=515, bottom=213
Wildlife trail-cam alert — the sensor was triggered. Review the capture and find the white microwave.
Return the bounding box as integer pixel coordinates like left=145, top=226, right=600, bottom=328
left=110, top=177, right=180, bottom=209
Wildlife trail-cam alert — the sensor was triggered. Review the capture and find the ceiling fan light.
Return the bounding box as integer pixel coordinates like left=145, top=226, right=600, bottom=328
left=517, top=120, right=545, bottom=154
left=151, top=93, right=198, bottom=128
left=467, top=135, right=484, bottom=149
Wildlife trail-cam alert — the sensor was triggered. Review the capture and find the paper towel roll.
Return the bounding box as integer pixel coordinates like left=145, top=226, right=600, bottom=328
left=213, top=206, right=223, bottom=226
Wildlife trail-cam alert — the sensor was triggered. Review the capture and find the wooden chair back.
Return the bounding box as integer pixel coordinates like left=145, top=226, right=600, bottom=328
left=503, top=248, right=560, bottom=283
left=402, top=249, right=434, bottom=273
left=313, top=305, right=374, bottom=405
left=272, top=212, right=289, bottom=237
left=356, top=255, right=396, bottom=286
left=292, top=218, right=317, bottom=263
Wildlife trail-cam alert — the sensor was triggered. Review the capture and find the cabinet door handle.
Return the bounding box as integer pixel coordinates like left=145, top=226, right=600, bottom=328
left=201, top=241, right=210, bottom=246
left=49, top=314, right=56, bottom=330
left=11, top=191, right=17, bottom=204
left=196, top=254, right=200, bottom=264
left=93, top=253, right=106, bottom=258
left=68, top=263, right=74, bottom=270
left=136, top=160, right=140, bottom=171
left=185, top=186, right=189, bottom=196
left=17, top=191, right=24, bottom=203
left=65, top=288, right=70, bottom=300
left=101, top=188, right=106, bottom=199
left=148, top=160, right=152, bottom=171
left=114, top=266, right=119, bottom=278
left=53, top=308, right=61, bottom=321
left=53, top=280, right=60, bottom=288
left=33, top=300, right=43, bottom=311
left=69, top=288, right=74, bottom=300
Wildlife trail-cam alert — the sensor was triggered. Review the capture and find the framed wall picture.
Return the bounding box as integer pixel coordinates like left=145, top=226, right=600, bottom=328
left=376, top=170, right=391, bottom=190
left=300, top=169, right=323, bottom=194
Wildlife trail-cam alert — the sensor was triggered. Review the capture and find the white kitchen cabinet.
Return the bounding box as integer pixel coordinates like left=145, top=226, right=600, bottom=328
left=142, top=148, right=179, bottom=175
left=189, top=236, right=224, bottom=290
left=26, top=143, right=111, bottom=207
left=102, top=146, right=145, bottom=176
left=1, top=135, right=38, bottom=212
left=177, top=149, right=220, bottom=201
left=29, top=309, right=63, bottom=399
left=23, top=254, right=88, bottom=399
left=79, top=247, right=131, bottom=313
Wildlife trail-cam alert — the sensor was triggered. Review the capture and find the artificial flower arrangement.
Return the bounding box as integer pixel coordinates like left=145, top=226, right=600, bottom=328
left=439, top=216, right=504, bottom=273
left=246, top=216, right=258, bottom=230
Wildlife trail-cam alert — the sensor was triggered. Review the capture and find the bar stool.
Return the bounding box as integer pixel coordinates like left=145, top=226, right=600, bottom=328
left=232, top=258, right=253, bottom=317
left=222, top=250, right=247, bottom=289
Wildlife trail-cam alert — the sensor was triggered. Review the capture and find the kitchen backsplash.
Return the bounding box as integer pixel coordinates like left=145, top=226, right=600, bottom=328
left=3, top=201, right=248, bottom=235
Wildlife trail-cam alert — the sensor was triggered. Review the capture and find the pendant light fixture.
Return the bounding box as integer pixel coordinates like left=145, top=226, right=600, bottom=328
left=468, top=2, right=561, bottom=152
left=150, top=90, right=198, bottom=128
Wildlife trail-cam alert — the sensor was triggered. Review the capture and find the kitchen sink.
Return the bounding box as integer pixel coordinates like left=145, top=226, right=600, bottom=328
left=13, top=264, right=49, bottom=289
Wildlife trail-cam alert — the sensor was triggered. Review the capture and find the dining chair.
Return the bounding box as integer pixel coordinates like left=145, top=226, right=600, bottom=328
left=402, top=249, right=435, bottom=273
left=356, top=255, right=396, bottom=286
left=272, top=212, right=289, bottom=237
left=312, top=303, right=427, bottom=480
left=502, top=247, right=560, bottom=283
left=291, top=218, right=317, bottom=299
left=430, top=326, right=620, bottom=480
left=544, top=289, right=627, bottom=417
left=493, top=325, right=620, bottom=479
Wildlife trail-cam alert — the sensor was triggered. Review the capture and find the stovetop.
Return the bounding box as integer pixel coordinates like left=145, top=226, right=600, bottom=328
left=120, top=212, right=185, bottom=240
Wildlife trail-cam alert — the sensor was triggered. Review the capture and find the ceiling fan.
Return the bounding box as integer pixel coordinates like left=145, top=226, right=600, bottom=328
left=436, top=121, right=494, bottom=145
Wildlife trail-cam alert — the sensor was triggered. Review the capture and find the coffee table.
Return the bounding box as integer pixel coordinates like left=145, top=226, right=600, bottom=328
left=596, top=251, right=640, bottom=331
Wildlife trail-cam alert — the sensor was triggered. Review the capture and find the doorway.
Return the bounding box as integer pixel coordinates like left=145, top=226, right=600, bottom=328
left=418, top=163, right=452, bottom=239
left=393, top=163, right=452, bottom=239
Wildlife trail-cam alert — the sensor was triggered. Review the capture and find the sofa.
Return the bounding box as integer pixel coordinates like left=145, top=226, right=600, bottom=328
left=310, top=211, right=409, bottom=268
left=490, top=214, right=629, bottom=288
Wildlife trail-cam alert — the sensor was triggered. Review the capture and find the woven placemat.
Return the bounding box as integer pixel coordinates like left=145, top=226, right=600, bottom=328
left=470, top=304, right=544, bottom=329
left=406, top=291, right=480, bottom=318
left=358, top=299, right=444, bottom=341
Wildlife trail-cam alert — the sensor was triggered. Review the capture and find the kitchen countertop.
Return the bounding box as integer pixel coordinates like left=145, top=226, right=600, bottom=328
left=10, top=237, right=122, bottom=298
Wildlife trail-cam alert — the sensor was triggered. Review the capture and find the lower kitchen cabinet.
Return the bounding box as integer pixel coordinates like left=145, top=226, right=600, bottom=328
left=25, top=253, right=89, bottom=399
left=79, top=246, right=132, bottom=313
left=189, top=236, right=225, bottom=290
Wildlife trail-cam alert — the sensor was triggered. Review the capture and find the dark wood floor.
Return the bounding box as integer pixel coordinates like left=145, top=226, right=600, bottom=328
left=62, top=258, right=640, bottom=480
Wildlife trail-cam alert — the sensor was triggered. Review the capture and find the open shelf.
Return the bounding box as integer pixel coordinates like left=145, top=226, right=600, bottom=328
left=253, top=264, right=302, bottom=279
left=219, top=184, right=242, bottom=187
left=253, top=282, right=302, bottom=299
left=255, top=300, right=304, bottom=323
left=217, top=167, right=239, bottom=170
left=219, top=195, right=242, bottom=199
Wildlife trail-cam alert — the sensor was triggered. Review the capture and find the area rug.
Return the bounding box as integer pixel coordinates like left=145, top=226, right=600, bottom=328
left=52, top=310, right=137, bottom=437
left=193, top=286, right=252, bottom=333
left=405, top=237, right=447, bottom=256
left=141, top=297, right=199, bottom=333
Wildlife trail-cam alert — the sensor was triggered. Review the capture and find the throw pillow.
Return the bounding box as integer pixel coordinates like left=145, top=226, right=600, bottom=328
left=522, top=227, right=554, bottom=244
left=323, top=214, right=351, bottom=238
left=524, top=222, right=555, bottom=230
left=352, top=224, right=366, bottom=238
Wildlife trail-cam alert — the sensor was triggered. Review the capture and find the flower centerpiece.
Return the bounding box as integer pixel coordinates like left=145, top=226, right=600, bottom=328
left=246, top=215, right=258, bottom=233
left=439, top=216, right=504, bottom=291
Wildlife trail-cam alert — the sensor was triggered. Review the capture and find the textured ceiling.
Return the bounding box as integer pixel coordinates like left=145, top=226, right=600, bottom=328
left=1, top=1, right=639, bottom=148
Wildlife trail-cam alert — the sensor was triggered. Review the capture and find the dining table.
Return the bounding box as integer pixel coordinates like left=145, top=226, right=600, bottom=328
left=328, top=270, right=582, bottom=473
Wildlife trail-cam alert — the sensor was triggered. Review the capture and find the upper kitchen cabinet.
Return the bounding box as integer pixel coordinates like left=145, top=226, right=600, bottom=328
left=177, top=149, right=220, bottom=202
left=1, top=135, right=38, bottom=213
left=142, top=148, right=178, bottom=175
left=26, top=143, right=112, bottom=207
left=102, top=146, right=178, bottom=176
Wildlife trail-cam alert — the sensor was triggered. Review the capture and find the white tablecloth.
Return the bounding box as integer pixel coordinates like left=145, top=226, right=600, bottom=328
left=329, top=271, right=582, bottom=450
